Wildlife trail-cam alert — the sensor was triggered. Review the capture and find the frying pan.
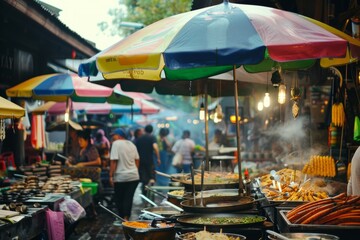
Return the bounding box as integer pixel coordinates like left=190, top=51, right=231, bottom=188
left=142, top=206, right=182, bottom=218
left=180, top=196, right=254, bottom=213
left=177, top=213, right=266, bottom=228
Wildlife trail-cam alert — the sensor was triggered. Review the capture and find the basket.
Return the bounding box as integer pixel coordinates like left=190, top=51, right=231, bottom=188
left=81, top=182, right=98, bottom=195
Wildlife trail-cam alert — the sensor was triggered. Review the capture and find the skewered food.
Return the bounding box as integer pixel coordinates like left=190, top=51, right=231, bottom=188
left=302, top=155, right=336, bottom=177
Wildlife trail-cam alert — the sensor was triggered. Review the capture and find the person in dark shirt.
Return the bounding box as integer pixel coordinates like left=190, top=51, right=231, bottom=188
left=135, top=125, right=160, bottom=195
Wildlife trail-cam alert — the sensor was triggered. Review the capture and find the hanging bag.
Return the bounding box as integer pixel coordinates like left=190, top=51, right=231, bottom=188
left=172, top=140, right=183, bottom=168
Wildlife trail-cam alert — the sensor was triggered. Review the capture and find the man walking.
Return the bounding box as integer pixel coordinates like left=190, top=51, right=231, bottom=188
left=135, top=124, right=160, bottom=196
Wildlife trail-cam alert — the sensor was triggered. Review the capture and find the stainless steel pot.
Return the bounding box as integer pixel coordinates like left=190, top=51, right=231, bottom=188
left=267, top=232, right=339, bottom=240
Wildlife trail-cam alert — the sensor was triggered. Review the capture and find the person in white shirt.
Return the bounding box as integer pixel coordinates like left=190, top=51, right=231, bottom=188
left=347, top=146, right=360, bottom=196
left=171, top=130, right=195, bottom=173
left=109, top=128, right=139, bottom=220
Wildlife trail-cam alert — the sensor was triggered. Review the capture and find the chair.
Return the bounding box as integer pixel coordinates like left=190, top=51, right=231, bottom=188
left=0, top=152, right=15, bottom=169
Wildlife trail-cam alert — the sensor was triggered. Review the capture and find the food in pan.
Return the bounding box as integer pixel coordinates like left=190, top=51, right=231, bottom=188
left=179, top=229, right=244, bottom=240
left=186, top=215, right=264, bottom=225
left=168, top=190, right=184, bottom=197
left=122, top=221, right=150, bottom=228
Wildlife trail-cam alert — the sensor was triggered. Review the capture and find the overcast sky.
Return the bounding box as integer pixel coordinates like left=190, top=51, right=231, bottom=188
left=41, top=0, right=121, bottom=50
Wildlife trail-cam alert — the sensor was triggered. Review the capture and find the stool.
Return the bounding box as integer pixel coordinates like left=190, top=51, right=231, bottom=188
left=0, top=152, right=15, bottom=169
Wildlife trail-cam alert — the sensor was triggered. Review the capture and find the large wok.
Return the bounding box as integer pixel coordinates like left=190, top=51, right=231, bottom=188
left=180, top=195, right=254, bottom=213
left=177, top=213, right=266, bottom=229
left=156, top=171, right=239, bottom=191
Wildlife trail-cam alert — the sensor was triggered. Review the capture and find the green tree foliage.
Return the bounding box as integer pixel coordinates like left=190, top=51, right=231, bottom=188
left=99, top=0, right=192, bottom=38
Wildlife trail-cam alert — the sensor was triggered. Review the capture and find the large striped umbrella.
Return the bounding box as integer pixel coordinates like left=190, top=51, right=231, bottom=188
left=6, top=73, right=134, bottom=155
left=78, top=1, right=360, bottom=193
left=6, top=73, right=133, bottom=104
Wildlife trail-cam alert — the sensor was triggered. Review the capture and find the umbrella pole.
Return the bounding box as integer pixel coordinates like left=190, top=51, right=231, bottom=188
left=204, top=82, right=209, bottom=170
left=232, top=65, right=245, bottom=194
left=200, top=81, right=208, bottom=207
left=65, top=98, right=70, bottom=157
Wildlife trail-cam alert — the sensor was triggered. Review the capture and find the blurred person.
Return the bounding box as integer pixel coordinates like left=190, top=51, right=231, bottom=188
left=109, top=128, right=140, bottom=220
left=93, top=129, right=111, bottom=167
left=65, top=130, right=101, bottom=167
left=135, top=124, right=160, bottom=195
left=63, top=128, right=80, bottom=161
left=348, top=146, right=360, bottom=195
left=132, top=128, right=143, bottom=144
left=156, top=128, right=172, bottom=185
left=209, top=129, right=228, bottom=148
left=172, top=130, right=195, bottom=173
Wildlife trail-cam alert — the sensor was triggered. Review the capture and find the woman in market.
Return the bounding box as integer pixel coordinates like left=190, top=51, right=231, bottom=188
left=65, top=130, right=101, bottom=167
left=93, top=128, right=111, bottom=167
left=109, top=128, right=140, bottom=221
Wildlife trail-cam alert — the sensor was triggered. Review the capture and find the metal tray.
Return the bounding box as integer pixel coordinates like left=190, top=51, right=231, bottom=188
left=278, top=210, right=360, bottom=240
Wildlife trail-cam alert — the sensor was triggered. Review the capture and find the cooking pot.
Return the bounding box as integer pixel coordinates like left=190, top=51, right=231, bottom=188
left=122, top=219, right=176, bottom=240
left=267, top=232, right=339, bottom=240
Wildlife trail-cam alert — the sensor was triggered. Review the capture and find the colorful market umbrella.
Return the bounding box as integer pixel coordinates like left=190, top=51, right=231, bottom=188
left=31, top=100, right=159, bottom=115
left=78, top=1, right=360, bottom=192
left=0, top=97, right=25, bottom=141
left=0, top=97, right=25, bottom=119
left=6, top=73, right=134, bottom=105
left=6, top=73, right=134, bottom=155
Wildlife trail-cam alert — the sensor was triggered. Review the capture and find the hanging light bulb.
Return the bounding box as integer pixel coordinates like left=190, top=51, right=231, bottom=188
left=278, top=83, right=286, bottom=104
left=263, top=92, right=270, bottom=108
left=257, top=101, right=264, bottom=111
left=64, top=112, right=69, bottom=122
left=199, top=102, right=205, bottom=120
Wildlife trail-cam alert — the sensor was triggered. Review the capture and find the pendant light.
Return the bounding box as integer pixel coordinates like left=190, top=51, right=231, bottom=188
left=278, top=83, right=286, bottom=104
left=257, top=101, right=264, bottom=111
left=199, top=97, right=205, bottom=121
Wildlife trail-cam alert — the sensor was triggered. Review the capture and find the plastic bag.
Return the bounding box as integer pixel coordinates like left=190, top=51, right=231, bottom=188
left=59, top=196, right=86, bottom=223
left=46, top=209, right=65, bottom=240
left=172, top=152, right=183, bottom=168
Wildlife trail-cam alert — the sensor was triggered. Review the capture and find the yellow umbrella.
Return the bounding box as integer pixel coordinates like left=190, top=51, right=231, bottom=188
left=0, top=97, right=25, bottom=119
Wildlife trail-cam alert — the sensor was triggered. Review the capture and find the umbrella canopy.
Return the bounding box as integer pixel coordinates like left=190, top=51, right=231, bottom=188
left=78, top=1, right=360, bottom=192
left=31, top=100, right=159, bottom=115
left=78, top=2, right=360, bottom=81
left=0, top=97, right=25, bottom=119
left=6, top=73, right=134, bottom=104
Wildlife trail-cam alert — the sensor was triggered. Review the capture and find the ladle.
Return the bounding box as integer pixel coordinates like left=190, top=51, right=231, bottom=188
left=139, top=194, right=158, bottom=207
left=266, top=230, right=291, bottom=240
left=163, top=200, right=183, bottom=212
left=140, top=209, right=164, bottom=219
left=98, top=202, right=127, bottom=222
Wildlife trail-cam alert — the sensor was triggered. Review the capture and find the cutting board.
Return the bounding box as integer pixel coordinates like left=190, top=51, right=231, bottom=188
left=0, top=209, right=20, bottom=218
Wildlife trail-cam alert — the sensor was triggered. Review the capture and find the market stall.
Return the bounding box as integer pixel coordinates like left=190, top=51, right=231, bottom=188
left=0, top=164, right=96, bottom=239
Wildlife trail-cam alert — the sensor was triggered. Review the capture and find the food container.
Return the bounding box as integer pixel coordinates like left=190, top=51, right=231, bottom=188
left=81, top=182, right=98, bottom=195
left=267, top=232, right=339, bottom=240
left=178, top=232, right=246, bottom=240
left=278, top=210, right=360, bottom=240
left=122, top=220, right=176, bottom=240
